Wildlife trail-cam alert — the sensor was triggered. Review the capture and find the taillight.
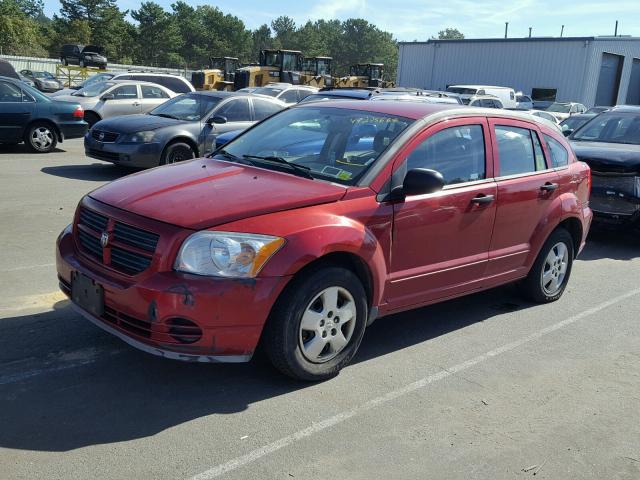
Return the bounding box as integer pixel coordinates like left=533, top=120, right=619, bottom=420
left=72, top=106, right=84, bottom=118
left=587, top=165, right=592, bottom=196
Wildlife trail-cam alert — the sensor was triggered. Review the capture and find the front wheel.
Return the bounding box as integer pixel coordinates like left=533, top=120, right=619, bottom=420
left=160, top=142, right=195, bottom=165
left=79, top=59, right=85, bottom=68
left=520, top=228, right=574, bottom=303
left=25, top=122, right=57, bottom=153
left=263, top=266, right=368, bottom=381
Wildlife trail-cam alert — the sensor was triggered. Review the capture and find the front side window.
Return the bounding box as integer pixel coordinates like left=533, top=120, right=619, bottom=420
left=217, top=98, right=251, bottom=122
left=495, top=125, right=547, bottom=176
left=74, top=81, right=116, bottom=97
left=406, top=125, right=486, bottom=185
left=278, top=89, right=299, bottom=104
left=572, top=113, right=640, bottom=145
left=112, top=85, right=138, bottom=99
left=149, top=94, right=222, bottom=121
left=544, top=135, right=569, bottom=167
left=220, top=107, right=413, bottom=185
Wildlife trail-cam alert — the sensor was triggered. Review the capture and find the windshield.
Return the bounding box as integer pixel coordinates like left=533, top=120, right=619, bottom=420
left=446, top=87, right=478, bottom=95
left=253, top=87, right=284, bottom=97
left=561, top=115, right=594, bottom=131
left=572, top=113, right=640, bottom=145
left=218, top=106, right=413, bottom=185
left=149, top=93, right=222, bottom=121
left=73, top=81, right=116, bottom=97
left=547, top=103, right=571, bottom=113
left=34, top=72, right=55, bottom=79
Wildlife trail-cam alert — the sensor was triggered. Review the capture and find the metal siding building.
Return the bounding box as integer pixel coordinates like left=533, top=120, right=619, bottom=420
left=397, top=37, right=640, bottom=107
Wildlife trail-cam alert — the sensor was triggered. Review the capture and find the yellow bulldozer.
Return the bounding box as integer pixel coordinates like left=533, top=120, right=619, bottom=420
left=191, top=57, right=239, bottom=91
left=336, top=63, right=395, bottom=88
left=233, top=49, right=305, bottom=89
left=300, top=56, right=334, bottom=88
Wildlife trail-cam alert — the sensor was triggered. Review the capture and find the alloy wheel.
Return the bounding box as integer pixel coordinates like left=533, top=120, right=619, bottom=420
left=541, top=242, right=569, bottom=296
left=31, top=127, right=54, bottom=151
left=299, top=286, right=357, bottom=363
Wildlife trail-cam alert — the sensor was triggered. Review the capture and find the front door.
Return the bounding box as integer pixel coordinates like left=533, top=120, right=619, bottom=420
left=386, top=118, right=497, bottom=309
left=100, top=84, right=141, bottom=119
left=0, top=81, right=34, bottom=142
left=485, top=118, right=560, bottom=279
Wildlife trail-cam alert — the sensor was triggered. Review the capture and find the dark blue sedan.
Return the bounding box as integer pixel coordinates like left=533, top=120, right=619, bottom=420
left=0, top=75, right=87, bottom=152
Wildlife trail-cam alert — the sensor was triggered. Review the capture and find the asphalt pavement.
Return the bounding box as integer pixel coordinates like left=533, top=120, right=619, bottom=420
left=1, top=139, right=639, bottom=480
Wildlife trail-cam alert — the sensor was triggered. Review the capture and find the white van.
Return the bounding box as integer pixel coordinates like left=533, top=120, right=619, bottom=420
left=446, top=85, right=517, bottom=108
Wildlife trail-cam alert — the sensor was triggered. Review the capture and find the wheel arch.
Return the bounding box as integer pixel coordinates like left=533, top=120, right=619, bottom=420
left=557, top=216, right=583, bottom=259
left=162, top=136, right=200, bottom=159
left=25, top=118, right=62, bottom=142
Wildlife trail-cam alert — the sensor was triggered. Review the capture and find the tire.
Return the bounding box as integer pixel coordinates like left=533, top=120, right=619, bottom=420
left=263, top=266, right=368, bottom=381
left=160, top=142, right=195, bottom=165
left=24, top=122, right=58, bottom=153
left=62, top=58, right=68, bottom=66
left=79, top=59, right=85, bottom=68
left=84, top=112, right=100, bottom=128
left=520, top=228, right=574, bottom=303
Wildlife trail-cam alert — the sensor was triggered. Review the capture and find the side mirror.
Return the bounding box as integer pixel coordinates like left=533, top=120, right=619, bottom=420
left=207, top=115, right=227, bottom=125
left=393, top=168, right=445, bottom=198
left=562, top=128, right=574, bottom=137
left=101, top=93, right=115, bottom=101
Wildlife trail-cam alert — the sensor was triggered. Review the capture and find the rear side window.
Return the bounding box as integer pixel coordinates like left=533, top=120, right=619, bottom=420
left=495, top=126, right=547, bottom=176
left=279, top=90, right=299, bottom=104
left=407, top=125, right=486, bottom=185
left=544, top=135, right=569, bottom=167
left=129, top=75, right=190, bottom=94
left=252, top=98, right=282, bottom=120
left=0, top=81, right=26, bottom=102
left=141, top=85, right=169, bottom=99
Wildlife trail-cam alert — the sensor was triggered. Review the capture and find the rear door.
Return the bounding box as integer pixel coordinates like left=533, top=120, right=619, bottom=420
left=386, top=118, right=497, bottom=309
left=100, top=84, right=141, bottom=118
left=485, top=118, right=560, bottom=279
left=0, top=81, right=34, bottom=142
left=139, top=84, right=171, bottom=113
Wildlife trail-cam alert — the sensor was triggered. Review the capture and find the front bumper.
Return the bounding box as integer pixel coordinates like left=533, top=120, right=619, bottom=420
left=590, top=187, right=640, bottom=226
left=56, top=223, right=290, bottom=361
left=84, top=134, right=163, bottom=168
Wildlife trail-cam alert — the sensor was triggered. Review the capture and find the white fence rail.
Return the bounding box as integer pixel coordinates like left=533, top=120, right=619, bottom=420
left=1, top=54, right=193, bottom=83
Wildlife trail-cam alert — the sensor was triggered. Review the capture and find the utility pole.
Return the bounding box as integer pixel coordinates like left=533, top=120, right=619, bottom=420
left=560, top=25, right=564, bottom=37
left=614, top=20, right=618, bottom=36
left=504, top=22, right=509, bottom=39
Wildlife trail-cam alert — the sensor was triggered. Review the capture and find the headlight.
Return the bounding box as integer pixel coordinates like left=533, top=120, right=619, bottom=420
left=175, top=231, right=285, bottom=278
left=122, top=131, right=156, bottom=143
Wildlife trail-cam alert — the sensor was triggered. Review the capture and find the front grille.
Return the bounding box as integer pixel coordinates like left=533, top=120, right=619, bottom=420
left=76, top=207, right=158, bottom=276
left=233, top=70, right=249, bottom=89
left=91, top=130, right=119, bottom=142
left=88, top=149, right=120, bottom=162
left=591, top=173, right=638, bottom=197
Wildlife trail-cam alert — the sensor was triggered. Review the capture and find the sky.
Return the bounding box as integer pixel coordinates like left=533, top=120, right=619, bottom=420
left=42, top=0, right=640, bottom=42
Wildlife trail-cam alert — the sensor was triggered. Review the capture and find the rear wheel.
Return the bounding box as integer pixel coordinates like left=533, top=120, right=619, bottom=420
left=62, top=58, right=68, bottom=66
left=84, top=112, right=100, bottom=129
left=521, top=228, right=574, bottom=303
left=24, top=122, right=57, bottom=153
left=160, top=142, right=195, bottom=165
left=263, top=266, right=368, bottom=381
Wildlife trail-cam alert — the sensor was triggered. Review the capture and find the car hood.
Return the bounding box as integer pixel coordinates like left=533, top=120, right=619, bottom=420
left=571, top=141, right=640, bottom=174
left=92, top=114, right=186, bottom=133
left=82, top=45, right=103, bottom=54
left=89, top=158, right=347, bottom=229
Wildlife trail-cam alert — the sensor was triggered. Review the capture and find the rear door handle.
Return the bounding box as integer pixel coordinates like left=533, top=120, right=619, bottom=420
left=471, top=194, right=495, bottom=205
left=540, top=182, right=558, bottom=192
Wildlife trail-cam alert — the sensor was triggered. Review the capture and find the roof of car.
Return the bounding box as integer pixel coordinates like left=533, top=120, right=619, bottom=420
left=295, top=100, right=563, bottom=128
left=311, top=89, right=376, bottom=99
left=609, top=105, right=640, bottom=113
left=192, top=90, right=250, bottom=98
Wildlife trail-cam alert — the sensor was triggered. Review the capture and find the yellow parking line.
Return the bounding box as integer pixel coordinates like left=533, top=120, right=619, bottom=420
left=0, top=291, right=68, bottom=314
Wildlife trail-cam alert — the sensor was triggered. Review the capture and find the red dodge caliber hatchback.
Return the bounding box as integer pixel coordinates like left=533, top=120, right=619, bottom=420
left=57, top=102, right=592, bottom=380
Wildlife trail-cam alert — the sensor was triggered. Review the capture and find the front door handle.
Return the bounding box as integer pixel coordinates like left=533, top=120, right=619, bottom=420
left=471, top=194, right=495, bottom=205
left=540, top=182, right=558, bottom=192
left=132, top=101, right=140, bottom=106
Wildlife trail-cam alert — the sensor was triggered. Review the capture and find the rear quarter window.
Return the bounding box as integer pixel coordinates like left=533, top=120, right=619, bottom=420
left=544, top=134, right=569, bottom=167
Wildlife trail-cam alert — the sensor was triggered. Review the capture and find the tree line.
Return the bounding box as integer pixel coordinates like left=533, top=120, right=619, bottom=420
left=0, top=0, right=401, bottom=78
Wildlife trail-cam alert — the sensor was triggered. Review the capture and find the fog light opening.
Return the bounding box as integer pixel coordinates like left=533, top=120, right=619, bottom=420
left=167, top=317, right=202, bottom=344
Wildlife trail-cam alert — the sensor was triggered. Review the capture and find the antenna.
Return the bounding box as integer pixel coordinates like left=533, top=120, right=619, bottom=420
left=560, top=25, right=564, bottom=37
left=528, top=27, right=532, bottom=38
left=614, top=20, right=618, bottom=36
left=504, top=22, right=509, bottom=39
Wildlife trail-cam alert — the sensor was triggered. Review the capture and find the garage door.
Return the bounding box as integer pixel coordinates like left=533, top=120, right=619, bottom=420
left=595, top=53, right=624, bottom=107
left=626, top=58, right=640, bottom=105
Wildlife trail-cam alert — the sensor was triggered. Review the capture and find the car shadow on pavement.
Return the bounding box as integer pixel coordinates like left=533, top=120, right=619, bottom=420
left=41, top=164, right=133, bottom=181
left=0, top=285, right=528, bottom=453
left=0, top=144, right=65, bottom=155
left=578, top=228, right=640, bottom=261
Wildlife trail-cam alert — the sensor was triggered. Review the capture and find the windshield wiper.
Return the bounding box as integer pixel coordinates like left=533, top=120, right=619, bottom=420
left=150, top=113, right=178, bottom=120
left=242, top=155, right=314, bottom=179
left=212, top=149, right=256, bottom=165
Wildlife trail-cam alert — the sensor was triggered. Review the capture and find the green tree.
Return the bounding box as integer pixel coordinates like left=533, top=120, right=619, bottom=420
left=436, top=28, right=464, bottom=39
left=271, top=15, right=296, bottom=49
left=251, top=24, right=273, bottom=61
left=131, top=2, right=183, bottom=66
left=0, top=0, right=48, bottom=55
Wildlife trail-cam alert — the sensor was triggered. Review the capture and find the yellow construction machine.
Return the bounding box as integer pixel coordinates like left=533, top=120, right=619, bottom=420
left=336, top=63, right=395, bottom=88
left=233, top=49, right=304, bottom=89
left=300, top=56, right=334, bottom=88
left=191, top=57, right=239, bottom=91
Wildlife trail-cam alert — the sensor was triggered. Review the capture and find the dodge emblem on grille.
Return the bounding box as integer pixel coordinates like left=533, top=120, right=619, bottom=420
left=98, top=132, right=105, bottom=141
left=100, top=231, right=110, bottom=248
